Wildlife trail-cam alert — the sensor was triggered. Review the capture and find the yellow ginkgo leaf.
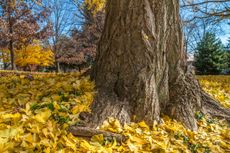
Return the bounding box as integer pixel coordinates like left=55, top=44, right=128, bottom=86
left=44, top=147, right=51, bottom=153
left=0, top=113, right=21, bottom=123
left=62, top=135, right=77, bottom=151
left=33, top=109, right=51, bottom=124
left=91, top=134, right=104, bottom=144
left=71, top=105, right=86, bottom=114
left=0, top=127, right=21, bottom=138
left=80, top=140, right=93, bottom=150
left=138, top=121, right=149, bottom=129
left=23, top=133, right=33, bottom=143
left=129, top=135, right=147, bottom=145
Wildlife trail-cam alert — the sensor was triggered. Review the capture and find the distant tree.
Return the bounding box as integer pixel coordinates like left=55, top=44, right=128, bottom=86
left=226, top=38, right=230, bottom=51
left=15, top=40, right=54, bottom=71
left=180, top=0, right=227, bottom=54
left=84, top=0, right=105, bottom=15
left=55, top=0, right=105, bottom=71
left=225, top=38, right=230, bottom=73
left=55, top=35, right=86, bottom=71
left=194, top=32, right=226, bottom=74
left=44, top=0, right=79, bottom=72
left=0, top=0, right=51, bottom=70
left=1, top=40, right=54, bottom=71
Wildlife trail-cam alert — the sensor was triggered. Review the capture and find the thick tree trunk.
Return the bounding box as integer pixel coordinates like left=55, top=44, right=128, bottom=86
left=80, top=0, right=230, bottom=131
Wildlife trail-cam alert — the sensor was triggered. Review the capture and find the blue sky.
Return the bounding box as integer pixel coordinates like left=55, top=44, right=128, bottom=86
left=219, top=21, right=230, bottom=45
left=220, top=34, right=230, bottom=45
left=219, top=24, right=230, bottom=45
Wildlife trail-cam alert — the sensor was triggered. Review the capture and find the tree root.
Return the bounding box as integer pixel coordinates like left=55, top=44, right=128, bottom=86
left=202, top=92, right=230, bottom=122
left=165, top=70, right=203, bottom=131
left=166, top=68, right=230, bottom=130
left=69, top=126, right=126, bottom=142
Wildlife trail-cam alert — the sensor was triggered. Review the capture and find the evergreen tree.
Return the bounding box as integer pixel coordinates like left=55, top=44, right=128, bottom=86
left=194, top=32, right=226, bottom=75
left=225, top=38, right=230, bottom=74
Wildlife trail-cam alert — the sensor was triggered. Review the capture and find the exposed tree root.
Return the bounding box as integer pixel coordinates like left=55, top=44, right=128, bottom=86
left=165, top=70, right=203, bottom=131
left=202, top=92, right=230, bottom=122
left=69, top=126, right=126, bottom=142
left=165, top=67, right=230, bottom=130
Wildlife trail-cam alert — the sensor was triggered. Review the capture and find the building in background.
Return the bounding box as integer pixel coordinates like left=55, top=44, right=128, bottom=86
left=0, top=61, right=3, bottom=69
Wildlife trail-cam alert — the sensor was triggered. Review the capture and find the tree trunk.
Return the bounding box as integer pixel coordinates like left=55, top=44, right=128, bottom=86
left=7, top=5, right=16, bottom=71
left=9, top=40, right=16, bottom=70
left=8, top=9, right=16, bottom=70
left=55, top=60, right=60, bottom=73
left=54, top=49, right=60, bottom=73
left=82, top=0, right=230, bottom=131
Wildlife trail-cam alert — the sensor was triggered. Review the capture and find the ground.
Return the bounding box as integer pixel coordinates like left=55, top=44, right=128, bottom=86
left=0, top=70, right=229, bottom=152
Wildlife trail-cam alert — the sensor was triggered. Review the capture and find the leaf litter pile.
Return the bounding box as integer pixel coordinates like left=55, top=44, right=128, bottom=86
left=0, top=71, right=229, bottom=153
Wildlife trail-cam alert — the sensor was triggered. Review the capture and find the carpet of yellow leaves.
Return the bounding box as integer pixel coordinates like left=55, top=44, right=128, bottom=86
left=0, top=71, right=229, bottom=153
left=197, top=75, right=230, bottom=108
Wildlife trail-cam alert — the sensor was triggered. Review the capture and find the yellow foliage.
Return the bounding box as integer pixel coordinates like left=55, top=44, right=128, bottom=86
left=0, top=72, right=229, bottom=152
left=0, top=40, right=54, bottom=68
left=0, top=72, right=95, bottom=152
left=33, top=109, right=52, bottom=123
left=84, top=0, right=106, bottom=14
left=15, top=40, right=54, bottom=67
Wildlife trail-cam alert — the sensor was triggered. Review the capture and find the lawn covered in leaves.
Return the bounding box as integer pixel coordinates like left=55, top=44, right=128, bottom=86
left=0, top=71, right=229, bottom=153
left=197, top=75, right=230, bottom=108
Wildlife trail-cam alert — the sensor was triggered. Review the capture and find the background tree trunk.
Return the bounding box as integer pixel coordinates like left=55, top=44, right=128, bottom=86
left=9, top=40, right=16, bottom=70
left=85, top=0, right=230, bottom=130
left=55, top=60, right=60, bottom=73
left=8, top=6, right=16, bottom=70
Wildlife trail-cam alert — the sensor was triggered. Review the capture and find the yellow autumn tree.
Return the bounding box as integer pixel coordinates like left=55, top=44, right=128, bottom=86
left=15, top=40, right=54, bottom=70
left=84, top=0, right=106, bottom=14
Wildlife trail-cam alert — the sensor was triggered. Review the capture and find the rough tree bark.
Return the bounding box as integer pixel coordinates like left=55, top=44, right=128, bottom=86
left=78, top=0, right=230, bottom=131
left=8, top=6, right=16, bottom=70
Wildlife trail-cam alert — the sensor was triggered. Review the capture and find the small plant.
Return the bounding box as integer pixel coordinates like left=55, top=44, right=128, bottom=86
left=53, top=114, right=70, bottom=124
left=195, top=111, right=204, bottom=121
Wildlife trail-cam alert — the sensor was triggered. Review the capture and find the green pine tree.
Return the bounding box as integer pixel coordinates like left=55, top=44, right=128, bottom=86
left=194, top=32, right=226, bottom=75
left=225, top=38, right=230, bottom=74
